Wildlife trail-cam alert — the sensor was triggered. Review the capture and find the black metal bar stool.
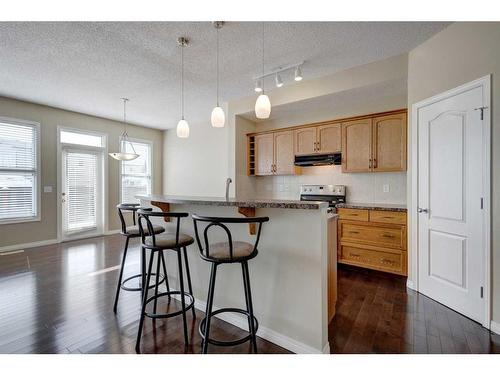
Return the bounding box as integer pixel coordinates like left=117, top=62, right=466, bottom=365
left=113, top=203, right=168, bottom=313
left=192, top=214, right=269, bottom=354
left=135, top=208, right=196, bottom=353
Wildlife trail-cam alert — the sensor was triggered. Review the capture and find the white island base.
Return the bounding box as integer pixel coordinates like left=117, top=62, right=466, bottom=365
left=139, top=196, right=337, bottom=354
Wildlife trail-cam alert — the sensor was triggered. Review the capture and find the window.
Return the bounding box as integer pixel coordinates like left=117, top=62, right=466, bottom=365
left=60, top=129, right=104, bottom=147
left=0, top=118, right=40, bottom=223
left=120, top=140, right=152, bottom=203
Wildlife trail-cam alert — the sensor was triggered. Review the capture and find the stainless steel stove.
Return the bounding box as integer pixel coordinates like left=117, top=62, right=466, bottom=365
left=299, top=185, right=346, bottom=208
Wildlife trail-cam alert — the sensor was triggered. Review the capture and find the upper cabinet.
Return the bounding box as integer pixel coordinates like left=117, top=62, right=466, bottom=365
left=254, top=133, right=274, bottom=176
left=317, top=123, right=341, bottom=154
left=341, top=119, right=373, bottom=172
left=294, top=123, right=341, bottom=155
left=342, top=112, right=407, bottom=173
left=372, top=113, right=407, bottom=172
left=254, top=131, right=298, bottom=176
left=294, top=127, right=316, bottom=155
left=247, top=109, right=407, bottom=176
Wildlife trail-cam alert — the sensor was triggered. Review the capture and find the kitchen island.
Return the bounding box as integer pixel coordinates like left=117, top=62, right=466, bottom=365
left=137, top=194, right=337, bottom=354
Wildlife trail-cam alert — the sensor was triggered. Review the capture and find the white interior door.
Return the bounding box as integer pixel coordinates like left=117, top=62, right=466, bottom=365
left=62, top=147, right=103, bottom=239
left=417, top=81, right=488, bottom=324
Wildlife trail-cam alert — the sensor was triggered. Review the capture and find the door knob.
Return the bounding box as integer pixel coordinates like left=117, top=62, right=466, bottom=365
left=417, top=208, right=429, bottom=213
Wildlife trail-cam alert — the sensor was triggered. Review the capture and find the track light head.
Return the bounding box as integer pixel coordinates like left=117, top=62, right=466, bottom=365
left=275, top=73, right=283, bottom=88
left=294, top=65, right=303, bottom=81
left=254, top=79, right=263, bottom=93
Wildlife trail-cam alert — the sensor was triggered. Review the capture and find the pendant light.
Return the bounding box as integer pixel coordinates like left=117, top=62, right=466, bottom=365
left=211, top=22, right=225, bottom=128
left=177, top=37, right=190, bottom=138
left=109, top=98, right=139, bottom=161
left=255, top=22, right=271, bottom=119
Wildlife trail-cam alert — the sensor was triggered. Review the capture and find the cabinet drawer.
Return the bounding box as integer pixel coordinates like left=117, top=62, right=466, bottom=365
left=337, top=208, right=369, bottom=222
left=369, top=210, right=406, bottom=225
left=339, top=244, right=406, bottom=275
left=340, top=222, right=405, bottom=249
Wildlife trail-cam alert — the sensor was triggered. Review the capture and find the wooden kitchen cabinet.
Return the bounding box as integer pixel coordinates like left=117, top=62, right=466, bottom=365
left=372, top=113, right=407, bottom=172
left=255, top=131, right=298, bottom=176
left=341, top=118, right=373, bottom=172
left=318, top=123, right=341, bottom=153
left=294, top=123, right=341, bottom=156
left=274, top=130, right=295, bottom=175
left=254, top=133, right=274, bottom=176
left=342, top=112, right=407, bottom=173
left=337, top=207, right=407, bottom=276
left=294, top=127, right=316, bottom=156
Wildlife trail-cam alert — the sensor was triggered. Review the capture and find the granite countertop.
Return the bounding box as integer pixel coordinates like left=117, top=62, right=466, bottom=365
left=137, top=194, right=329, bottom=210
left=335, top=202, right=407, bottom=212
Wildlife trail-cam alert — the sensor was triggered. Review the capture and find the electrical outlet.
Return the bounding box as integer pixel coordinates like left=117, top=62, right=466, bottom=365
left=284, top=185, right=290, bottom=192
left=383, top=184, right=390, bottom=193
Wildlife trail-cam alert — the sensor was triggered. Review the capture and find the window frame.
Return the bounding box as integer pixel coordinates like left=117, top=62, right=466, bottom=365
left=119, top=137, right=153, bottom=204
left=0, top=116, right=41, bottom=225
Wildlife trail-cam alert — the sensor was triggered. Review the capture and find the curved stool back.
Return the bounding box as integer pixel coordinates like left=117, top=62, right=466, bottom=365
left=117, top=203, right=141, bottom=236
left=192, top=214, right=269, bottom=263
left=137, top=208, right=189, bottom=249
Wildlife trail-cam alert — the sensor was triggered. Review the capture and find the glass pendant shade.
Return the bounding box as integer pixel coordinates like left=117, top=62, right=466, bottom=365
left=109, top=151, right=139, bottom=161
left=255, top=94, right=271, bottom=119
left=177, top=119, right=190, bottom=138
left=211, top=106, right=225, bottom=128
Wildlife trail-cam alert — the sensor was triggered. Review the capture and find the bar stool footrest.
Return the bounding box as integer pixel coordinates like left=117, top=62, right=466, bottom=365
left=121, top=273, right=164, bottom=292
left=144, top=291, right=194, bottom=319
left=199, top=308, right=259, bottom=347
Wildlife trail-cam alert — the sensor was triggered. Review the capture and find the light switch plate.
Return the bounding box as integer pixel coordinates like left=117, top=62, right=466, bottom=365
left=383, top=184, right=390, bottom=193
left=43, top=186, right=53, bottom=193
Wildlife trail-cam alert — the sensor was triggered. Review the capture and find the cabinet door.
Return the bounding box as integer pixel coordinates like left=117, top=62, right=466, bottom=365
left=372, top=113, right=407, bottom=172
left=318, top=123, right=341, bottom=153
left=274, top=130, right=295, bottom=175
left=254, top=133, right=274, bottom=176
left=294, top=127, right=317, bottom=155
left=341, top=119, right=372, bottom=172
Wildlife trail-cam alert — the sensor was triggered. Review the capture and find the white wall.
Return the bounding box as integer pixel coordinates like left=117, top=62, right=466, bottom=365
left=407, top=22, right=500, bottom=323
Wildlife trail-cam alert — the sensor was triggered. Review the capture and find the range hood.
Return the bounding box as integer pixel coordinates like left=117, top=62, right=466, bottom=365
left=294, top=153, right=341, bottom=167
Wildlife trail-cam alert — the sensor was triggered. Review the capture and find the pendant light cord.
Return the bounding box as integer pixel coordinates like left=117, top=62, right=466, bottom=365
left=262, top=22, right=265, bottom=94
left=181, top=43, right=184, bottom=120
left=216, top=26, right=219, bottom=107
left=121, top=98, right=136, bottom=155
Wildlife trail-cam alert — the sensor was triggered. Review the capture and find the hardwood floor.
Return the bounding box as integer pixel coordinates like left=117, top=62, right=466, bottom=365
left=1, top=235, right=498, bottom=354
left=0, top=235, right=289, bottom=354
left=330, top=264, right=500, bottom=354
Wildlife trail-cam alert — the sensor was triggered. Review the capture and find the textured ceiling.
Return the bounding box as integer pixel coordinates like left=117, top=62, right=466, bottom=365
left=0, top=22, right=448, bottom=129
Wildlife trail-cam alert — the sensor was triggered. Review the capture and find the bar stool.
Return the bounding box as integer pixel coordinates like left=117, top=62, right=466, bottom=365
left=135, top=208, right=196, bottom=353
left=113, top=203, right=168, bottom=313
left=192, top=214, right=269, bottom=354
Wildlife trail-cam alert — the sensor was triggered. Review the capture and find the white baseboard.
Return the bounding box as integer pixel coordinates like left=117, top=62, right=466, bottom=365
left=173, top=294, right=327, bottom=354
left=406, top=279, right=415, bottom=290
left=0, top=238, right=59, bottom=253
left=0, top=230, right=121, bottom=253
left=490, top=321, right=500, bottom=335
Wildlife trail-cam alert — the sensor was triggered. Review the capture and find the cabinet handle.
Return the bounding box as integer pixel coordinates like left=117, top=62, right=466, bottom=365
left=369, top=158, right=372, bottom=169
left=373, top=158, right=377, bottom=168
left=381, top=234, right=395, bottom=238
left=350, top=253, right=360, bottom=257
left=349, top=213, right=359, bottom=216
left=348, top=231, right=360, bottom=235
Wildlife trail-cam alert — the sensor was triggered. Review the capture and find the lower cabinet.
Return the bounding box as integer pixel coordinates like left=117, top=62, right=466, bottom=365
left=337, top=208, right=407, bottom=276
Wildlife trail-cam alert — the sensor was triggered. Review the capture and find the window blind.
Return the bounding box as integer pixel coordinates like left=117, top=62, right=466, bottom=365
left=65, top=151, right=98, bottom=231
left=121, top=141, right=151, bottom=204
left=0, top=120, right=38, bottom=222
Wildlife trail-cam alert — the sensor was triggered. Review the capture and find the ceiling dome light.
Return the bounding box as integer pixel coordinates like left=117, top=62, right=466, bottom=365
left=176, top=119, right=190, bottom=138
left=294, top=65, right=303, bottom=81
left=211, top=21, right=226, bottom=128
left=255, top=94, right=271, bottom=119
left=211, top=106, right=225, bottom=128
left=275, top=73, right=283, bottom=88
left=254, top=79, right=263, bottom=93
left=109, top=98, right=139, bottom=161
left=177, top=37, right=190, bottom=138
left=255, top=23, right=271, bottom=119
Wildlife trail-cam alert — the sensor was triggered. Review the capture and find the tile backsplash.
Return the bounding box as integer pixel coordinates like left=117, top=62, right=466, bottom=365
left=255, top=165, right=407, bottom=204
